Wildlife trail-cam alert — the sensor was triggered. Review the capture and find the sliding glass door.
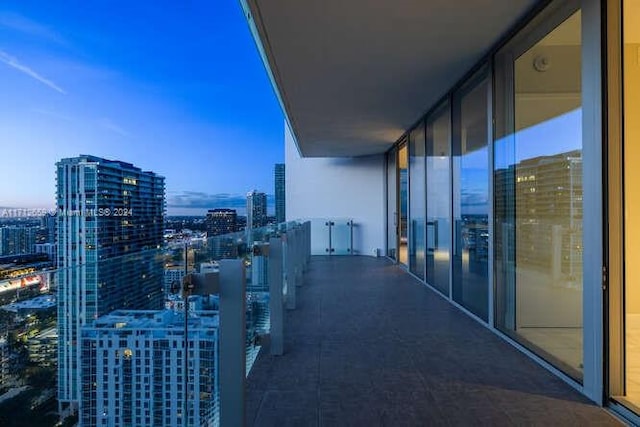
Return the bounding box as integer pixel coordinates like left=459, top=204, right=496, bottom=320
left=494, top=2, right=583, bottom=381
left=409, top=124, right=426, bottom=278
left=622, top=0, right=640, bottom=407
left=398, top=141, right=409, bottom=266
left=452, top=70, right=490, bottom=321
left=387, top=150, right=397, bottom=260
left=610, top=0, right=640, bottom=414
left=426, top=102, right=451, bottom=296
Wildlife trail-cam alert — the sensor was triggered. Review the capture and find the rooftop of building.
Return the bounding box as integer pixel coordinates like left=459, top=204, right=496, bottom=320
left=88, top=309, right=219, bottom=331
left=207, top=208, right=238, bottom=214
left=56, top=154, right=163, bottom=178
left=1, top=294, right=56, bottom=313
left=31, top=326, right=57, bottom=340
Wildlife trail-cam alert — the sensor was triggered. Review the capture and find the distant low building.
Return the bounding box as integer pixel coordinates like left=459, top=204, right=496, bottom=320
left=0, top=334, right=9, bottom=387
left=164, top=294, right=218, bottom=312
left=207, top=235, right=239, bottom=260
left=199, top=261, right=219, bottom=274
left=27, top=327, right=58, bottom=367
left=1, top=294, right=56, bottom=314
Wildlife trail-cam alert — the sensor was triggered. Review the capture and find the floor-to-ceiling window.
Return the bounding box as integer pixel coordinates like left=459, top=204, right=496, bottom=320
left=398, top=141, right=409, bottom=266
left=387, top=150, right=397, bottom=260
left=610, top=0, right=640, bottom=413
left=409, top=123, right=426, bottom=279
left=452, top=70, right=490, bottom=321
left=494, top=2, right=583, bottom=381
left=426, top=102, right=451, bottom=296
left=622, top=0, right=640, bottom=408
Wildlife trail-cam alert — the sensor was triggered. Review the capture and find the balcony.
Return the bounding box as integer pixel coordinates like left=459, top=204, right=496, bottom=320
left=246, top=256, right=619, bottom=425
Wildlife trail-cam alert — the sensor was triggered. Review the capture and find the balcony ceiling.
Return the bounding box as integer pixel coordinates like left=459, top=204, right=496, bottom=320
left=245, top=0, right=540, bottom=157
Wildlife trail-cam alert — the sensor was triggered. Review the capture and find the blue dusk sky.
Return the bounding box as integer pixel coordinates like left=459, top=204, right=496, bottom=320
left=0, top=1, right=283, bottom=215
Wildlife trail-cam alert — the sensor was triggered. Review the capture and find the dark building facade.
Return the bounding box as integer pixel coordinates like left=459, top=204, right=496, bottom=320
left=275, top=163, right=286, bottom=223
left=0, top=226, right=38, bottom=256
left=205, top=208, right=237, bottom=237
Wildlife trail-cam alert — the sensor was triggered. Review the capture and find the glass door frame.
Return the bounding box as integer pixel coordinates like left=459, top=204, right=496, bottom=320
left=397, top=139, right=409, bottom=267
left=386, top=148, right=398, bottom=261
left=606, top=0, right=640, bottom=421
left=493, top=0, right=585, bottom=382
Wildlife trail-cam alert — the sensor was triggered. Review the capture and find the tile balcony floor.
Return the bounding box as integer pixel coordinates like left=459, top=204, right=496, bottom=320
left=246, top=256, right=621, bottom=426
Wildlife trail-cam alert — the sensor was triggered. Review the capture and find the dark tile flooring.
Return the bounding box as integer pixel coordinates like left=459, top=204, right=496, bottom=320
left=246, top=256, right=621, bottom=426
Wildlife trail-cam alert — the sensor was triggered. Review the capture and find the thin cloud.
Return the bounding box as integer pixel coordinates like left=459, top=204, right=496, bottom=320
left=0, top=12, right=66, bottom=45
left=96, top=117, right=131, bottom=137
left=0, top=50, right=66, bottom=94
left=32, top=108, right=74, bottom=122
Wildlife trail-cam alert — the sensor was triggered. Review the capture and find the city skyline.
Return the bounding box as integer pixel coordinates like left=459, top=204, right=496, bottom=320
left=0, top=1, right=283, bottom=214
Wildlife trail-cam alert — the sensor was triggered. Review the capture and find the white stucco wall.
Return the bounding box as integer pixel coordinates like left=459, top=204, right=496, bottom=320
left=285, top=123, right=385, bottom=256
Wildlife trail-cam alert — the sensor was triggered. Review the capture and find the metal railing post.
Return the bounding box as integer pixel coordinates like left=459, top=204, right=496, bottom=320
left=268, top=237, right=284, bottom=356
left=218, top=259, right=246, bottom=427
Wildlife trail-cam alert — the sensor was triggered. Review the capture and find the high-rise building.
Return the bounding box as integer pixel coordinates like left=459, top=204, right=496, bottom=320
left=34, top=242, right=57, bottom=263
left=0, top=226, right=38, bottom=256
left=56, top=155, right=165, bottom=411
left=80, top=310, right=219, bottom=427
left=42, top=213, right=57, bottom=244
left=250, top=252, right=268, bottom=290
left=205, top=208, right=237, bottom=237
left=274, top=164, right=286, bottom=223
left=246, top=190, right=267, bottom=229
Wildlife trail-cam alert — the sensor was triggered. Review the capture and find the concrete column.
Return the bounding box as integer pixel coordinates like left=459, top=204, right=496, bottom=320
left=218, top=259, right=246, bottom=427
left=305, top=221, right=311, bottom=266
left=268, top=237, right=284, bottom=356
left=295, top=226, right=303, bottom=287
left=285, top=232, right=296, bottom=310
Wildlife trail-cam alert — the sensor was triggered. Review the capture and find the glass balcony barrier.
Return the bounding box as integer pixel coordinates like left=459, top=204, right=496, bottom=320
left=0, top=220, right=311, bottom=427
left=175, top=220, right=311, bottom=426
left=0, top=248, right=220, bottom=427
left=308, top=218, right=354, bottom=255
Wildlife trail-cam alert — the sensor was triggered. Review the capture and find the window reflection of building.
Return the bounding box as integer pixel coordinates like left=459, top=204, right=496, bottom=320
left=496, top=149, right=583, bottom=287
left=452, top=72, right=490, bottom=321
left=492, top=7, right=583, bottom=380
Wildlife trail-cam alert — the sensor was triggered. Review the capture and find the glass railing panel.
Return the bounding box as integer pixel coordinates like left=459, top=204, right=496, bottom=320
left=0, top=220, right=305, bottom=426
left=0, top=248, right=224, bottom=426
left=331, top=218, right=353, bottom=255
left=185, top=222, right=300, bottom=379
left=310, top=219, right=330, bottom=255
